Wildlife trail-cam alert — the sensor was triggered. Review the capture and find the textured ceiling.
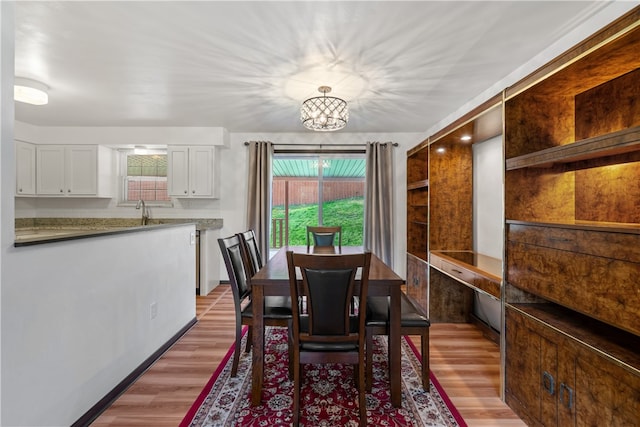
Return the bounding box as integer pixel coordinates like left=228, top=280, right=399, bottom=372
left=15, top=1, right=613, bottom=133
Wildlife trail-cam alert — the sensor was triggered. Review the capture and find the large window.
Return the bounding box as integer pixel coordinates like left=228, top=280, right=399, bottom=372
left=122, top=150, right=170, bottom=204
left=271, top=153, right=366, bottom=247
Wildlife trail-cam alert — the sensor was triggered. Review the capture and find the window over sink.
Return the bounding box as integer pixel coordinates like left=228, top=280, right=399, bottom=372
left=120, top=149, right=172, bottom=206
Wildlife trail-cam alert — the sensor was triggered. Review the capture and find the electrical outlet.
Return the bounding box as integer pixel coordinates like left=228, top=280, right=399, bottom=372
left=150, top=302, right=158, bottom=319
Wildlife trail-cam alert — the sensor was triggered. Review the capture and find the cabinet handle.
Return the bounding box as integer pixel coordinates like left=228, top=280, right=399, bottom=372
left=413, top=276, right=419, bottom=286
left=451, top=268, right=463, bottom=274
left=184, top=190, right=188, bottom=194
left=18, top=188, right=22, bottom=192
left=560, top=383, right=574, bottom=409
left=68, top=189, right=71, bottom=193
left=60, top=189, right=64, bottom=193
left=542, top=371, right=555, bottom=395
left=192, top=190, right=195, bottom=194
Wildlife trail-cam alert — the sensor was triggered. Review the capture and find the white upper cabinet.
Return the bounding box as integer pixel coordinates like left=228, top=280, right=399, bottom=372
left=16, top=141, right=36, bottom=196
left=167, top=146, right=218, bottom=198
left=36, top=145, right=113, bottom=197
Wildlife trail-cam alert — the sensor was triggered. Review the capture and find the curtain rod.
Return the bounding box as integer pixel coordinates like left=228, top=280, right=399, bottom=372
left=244, top=142, right=398, bottom=147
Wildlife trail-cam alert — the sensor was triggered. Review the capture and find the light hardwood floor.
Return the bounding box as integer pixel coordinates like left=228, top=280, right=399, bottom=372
left=91, top=285, right=525, bottom=426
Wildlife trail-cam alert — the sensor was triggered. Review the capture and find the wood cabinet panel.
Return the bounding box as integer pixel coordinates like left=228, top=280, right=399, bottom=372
left=406, top=254, right=428, bottom=313
left=505, top=166, right=575, bottom=223
left=507, top=240, right=639, bottom=336
left=576, top=359, right=640, bottom=427
left=575, top=68, right=640, bottom=141
left=506, top=306, right=640, bottom=427
left=429, top=142, right=472, bottom=251
left=428, top=267, right=473, bottom=323
left=575, top=161, right=640, bottom=223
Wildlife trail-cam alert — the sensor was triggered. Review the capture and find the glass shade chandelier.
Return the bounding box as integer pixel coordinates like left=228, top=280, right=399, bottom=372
left=300, top=86, right=348, bottom=131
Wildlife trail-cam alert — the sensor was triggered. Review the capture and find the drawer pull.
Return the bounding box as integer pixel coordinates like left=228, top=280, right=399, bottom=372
left=560, top=383, right=574, bottom=409
left=451, top=268, right=463, bottom=274
left=542, top=371, right=555, bottom=395
left=548, top=237, right=571, bottom=242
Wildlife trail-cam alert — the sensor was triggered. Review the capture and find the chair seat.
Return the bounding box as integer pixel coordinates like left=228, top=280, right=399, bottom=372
left=243, top=296, right=292, bottom=319
left=366, top=294, right=430, bottom=328
left=295, top=315, right=359, bottom=351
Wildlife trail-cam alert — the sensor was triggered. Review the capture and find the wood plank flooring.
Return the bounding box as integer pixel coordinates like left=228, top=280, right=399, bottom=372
left=91, top=285, right=525, bottom=426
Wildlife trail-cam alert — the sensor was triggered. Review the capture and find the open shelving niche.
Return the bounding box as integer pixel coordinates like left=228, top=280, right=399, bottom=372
left=406, top=94, right=504, bottom=352
left=503, top=9, right=640, bottom=426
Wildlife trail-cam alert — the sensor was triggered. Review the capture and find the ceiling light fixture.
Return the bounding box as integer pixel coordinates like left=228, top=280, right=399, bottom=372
left=300, top=86, right=348, bottom=132
left=14, top=77, right=49, bottom=106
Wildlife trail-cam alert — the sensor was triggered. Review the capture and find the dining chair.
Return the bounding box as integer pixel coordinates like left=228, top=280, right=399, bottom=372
left=286, top=250, right=371, bottom=427
left=306, top=225, right=342, bottom=249
left=218, top=234, right=292, bottom=377
left=238, top=229, right=263, bottom=277
left=365, top=293, right=430, bottom=391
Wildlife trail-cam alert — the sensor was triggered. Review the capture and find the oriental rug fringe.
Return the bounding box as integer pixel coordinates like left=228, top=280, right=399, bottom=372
left=181, top=327, right=466, bottom=426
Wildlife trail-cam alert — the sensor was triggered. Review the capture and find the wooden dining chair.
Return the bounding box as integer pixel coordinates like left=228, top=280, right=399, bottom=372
left=238, top=229, right=263, bottom=277
left=286, top=250, right=371, bottom=427
left=218, top=234, right=292, bottom=377
left=365, top=293, right=430, bottom=391
left=306, top=225, right=342, bottom=249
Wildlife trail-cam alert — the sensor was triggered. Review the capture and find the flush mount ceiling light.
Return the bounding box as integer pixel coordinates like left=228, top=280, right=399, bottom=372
left=14, top=77, right=49, bottom=106
left=300, top=86, right=348, bottom=132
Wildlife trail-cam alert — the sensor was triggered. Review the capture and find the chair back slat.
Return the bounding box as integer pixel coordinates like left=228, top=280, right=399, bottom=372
left=218, top=235, right=251, bottom=300
left=303, top=268, right=355, bottom=336
left=306, top=226, right=342, bottom=249
left=238, top=229, right=263, bottom=277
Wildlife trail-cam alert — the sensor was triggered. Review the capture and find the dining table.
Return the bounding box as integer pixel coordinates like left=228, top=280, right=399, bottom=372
left=250, top=245, right=405, bottom=407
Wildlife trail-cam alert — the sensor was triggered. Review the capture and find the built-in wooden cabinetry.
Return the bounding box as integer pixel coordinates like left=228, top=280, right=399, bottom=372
left=503, top=10, right=640, bottom=426
left=35, top=145, right=113, bottom=197
left=422, top=99, right=503, bottom=326
left=406, top=141, right=429, bottom=309
left=167, top=146, right=219, bottom=198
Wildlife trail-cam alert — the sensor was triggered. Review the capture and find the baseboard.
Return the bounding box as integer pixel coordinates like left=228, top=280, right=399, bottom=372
left=71, top=317, right=198, bottom=427
left=469, top=313, right=500, bottom=345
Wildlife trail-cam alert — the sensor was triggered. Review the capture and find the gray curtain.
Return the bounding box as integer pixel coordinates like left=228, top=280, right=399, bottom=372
left=364, top=142, right=394, bottom=266
left=246, top=141, right=273, bottom=262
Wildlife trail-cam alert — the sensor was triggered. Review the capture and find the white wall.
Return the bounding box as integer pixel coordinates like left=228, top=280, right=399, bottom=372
left=2, top=226, right=196, bottom=426
left=473, top=135, right=504, bottom=331
left=473, top=135, right=504, bottom=259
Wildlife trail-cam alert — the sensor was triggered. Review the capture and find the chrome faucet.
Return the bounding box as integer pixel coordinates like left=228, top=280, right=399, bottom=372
left=135, top=199, right=150, bottom=225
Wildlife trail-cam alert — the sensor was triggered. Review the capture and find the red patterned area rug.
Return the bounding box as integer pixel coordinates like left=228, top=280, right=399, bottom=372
left=180, top=327, right=466, bottom=427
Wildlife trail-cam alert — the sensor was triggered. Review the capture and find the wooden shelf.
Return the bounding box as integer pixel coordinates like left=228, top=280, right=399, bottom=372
left=407, top=179, right=429, bottom=190
left=506, top=126, right=640, bottom=170
left=430, top=250, right=501, bottom=299
left=506, top=219, right=640, bottom=235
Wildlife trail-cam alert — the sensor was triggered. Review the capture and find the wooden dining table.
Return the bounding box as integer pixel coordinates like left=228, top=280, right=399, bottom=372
left=250, top=245, right=405, bottom=407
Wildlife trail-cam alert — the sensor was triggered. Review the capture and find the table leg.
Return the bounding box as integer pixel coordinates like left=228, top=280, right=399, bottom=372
left=389, top=286, right=401, bottom=407
left=251, top=286, right=264, bottom=406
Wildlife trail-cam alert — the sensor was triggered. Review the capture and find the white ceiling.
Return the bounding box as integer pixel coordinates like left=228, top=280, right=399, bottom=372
left=14, top=1, right=614, bottom=134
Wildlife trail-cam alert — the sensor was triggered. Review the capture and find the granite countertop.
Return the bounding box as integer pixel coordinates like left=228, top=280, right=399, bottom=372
left=14, top=217, right=223, bottom=247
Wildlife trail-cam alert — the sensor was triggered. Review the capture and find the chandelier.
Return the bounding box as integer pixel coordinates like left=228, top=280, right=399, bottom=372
left=300, top=86, right=348, bottom=131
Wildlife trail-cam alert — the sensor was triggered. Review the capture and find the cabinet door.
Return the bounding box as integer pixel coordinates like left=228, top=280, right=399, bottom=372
left=36, top=145, right=65, bottom=195
left=406, top=255, right=428, bottom=313
left=66, top=146, right=97, bottom=195
left=189, top=146, right=214, bottom=197
left=575, top=358, right=640, bottom=427
left=16, top=141, right=36, bottom=195
left=506, top=307, right=560, bottom=427
left=167, top=147, right=189, bottom=196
